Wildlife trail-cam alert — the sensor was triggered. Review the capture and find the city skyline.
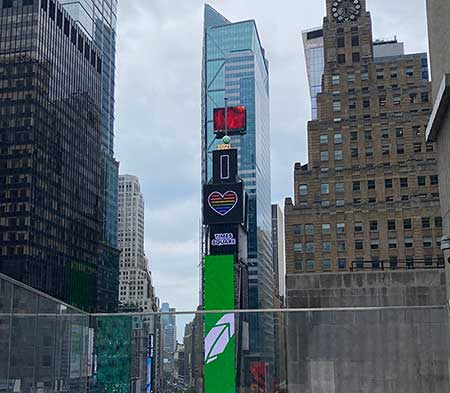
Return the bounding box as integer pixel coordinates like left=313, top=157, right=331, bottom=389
left=114, top=0, right=430, bottom=313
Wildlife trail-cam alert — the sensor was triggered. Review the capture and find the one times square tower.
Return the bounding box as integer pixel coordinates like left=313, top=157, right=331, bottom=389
left=0, top=0, right=115, bottom=312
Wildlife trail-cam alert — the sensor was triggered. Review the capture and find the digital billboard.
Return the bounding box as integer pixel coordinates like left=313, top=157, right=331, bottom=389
left=203, top=182, right=244, bottom=225
left=209, top=225, right=239, bottom=256
left=212, top=149, right=238, bottom=184
left=204, top=255, right=236, bottom=393
left=213, top=106, right=246, bottom=134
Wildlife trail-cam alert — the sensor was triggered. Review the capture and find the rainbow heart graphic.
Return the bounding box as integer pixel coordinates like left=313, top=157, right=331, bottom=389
left=208, top=191, right=238, bottom=216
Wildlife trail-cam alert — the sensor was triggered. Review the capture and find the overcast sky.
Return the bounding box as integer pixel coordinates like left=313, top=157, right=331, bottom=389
left=114, top=0, right=429, bottom=323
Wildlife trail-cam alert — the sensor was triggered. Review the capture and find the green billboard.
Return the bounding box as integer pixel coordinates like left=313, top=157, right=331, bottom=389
left=204, top=255, right=236, bottom=393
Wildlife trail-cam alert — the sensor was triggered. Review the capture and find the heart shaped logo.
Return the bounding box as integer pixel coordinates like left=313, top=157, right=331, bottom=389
left=208, top=191, right=238, bottom=216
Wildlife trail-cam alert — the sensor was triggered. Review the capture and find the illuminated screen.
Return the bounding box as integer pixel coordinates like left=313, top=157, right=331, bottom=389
left=213, top=106, right=246, bottom=132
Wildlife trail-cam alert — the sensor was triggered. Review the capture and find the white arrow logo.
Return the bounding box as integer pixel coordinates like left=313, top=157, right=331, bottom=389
left=204, top=314, right=235, bottom=365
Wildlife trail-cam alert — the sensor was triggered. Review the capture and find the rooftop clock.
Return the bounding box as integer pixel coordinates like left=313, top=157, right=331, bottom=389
left=331, top=0, right=361, bottom=23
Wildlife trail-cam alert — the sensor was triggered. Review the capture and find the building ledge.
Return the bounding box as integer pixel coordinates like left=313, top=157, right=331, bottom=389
left=426, top=73, right=450, bottom=142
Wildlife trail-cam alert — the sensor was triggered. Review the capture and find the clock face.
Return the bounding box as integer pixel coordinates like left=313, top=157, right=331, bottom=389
left=331, top=0, right=361, bottom=23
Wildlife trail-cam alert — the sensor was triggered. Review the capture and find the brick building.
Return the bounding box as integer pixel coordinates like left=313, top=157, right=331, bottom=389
left=285, top=0, right=443, bottom=274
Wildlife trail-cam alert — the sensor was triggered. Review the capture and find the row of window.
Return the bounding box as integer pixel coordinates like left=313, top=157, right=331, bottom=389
left=299, top=176, right=438, bottom=197
left=294, top=236, right=440, bottom=254
left=332, top=92, right=429, bottom=113
left=293, top=217, right=442, bottom=236
left=293, top=256, right=441, bottom=272
left=331, top=65, right=418, bottom=85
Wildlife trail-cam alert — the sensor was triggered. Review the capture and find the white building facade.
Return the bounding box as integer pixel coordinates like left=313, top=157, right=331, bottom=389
left=118, top=175, right=155, bottom=311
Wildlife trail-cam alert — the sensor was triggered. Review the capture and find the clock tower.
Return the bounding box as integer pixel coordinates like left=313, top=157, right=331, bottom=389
left=322, top=0, right=373, bottom=94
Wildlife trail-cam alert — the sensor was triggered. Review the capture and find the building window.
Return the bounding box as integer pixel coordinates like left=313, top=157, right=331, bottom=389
left=338, top=259, right=347, bottom=269
left=390, top=68, right=398, bottom=78
left=354, top=222, right=363, bottom=233
left=352, top=35, right=360, bottom=46
left=321, top=183, right=330, bottom=195
left=337, top=37, right=345, bottom=48
left=370, top=240, right=379, bottom=250
left=400, top=178, right=408, bottom=188
left=388, top=220, right=396, bottom=230
left=388, top=239, right=397, bottom=249
left=323, top=242, right=332, bottom=253
left=368, top=180, right=375, bottom=190
left=295, top=260, right=302, bottom=271
left=390, top=257, right=398, bottom=269
left=369, top=220, right=378, bottom=231
left=353, top=181, right=361, bottom=192
left=305, top=224, right=314, bottom=235
left=321, top=200, right=330, bottom=208
left=364, top=130, right=372, bottom=141
left=352, top=53, right=360, bottom=62
left=338, top=241, right=346, bottom=252
left=379, top=96, right=387, bottom=107
left=406, top=67, right=414, bottom=77
left=336, top=199, right=345, bottom=207
left=320, top=135, right=328, bottom=144
left=335, top=150, right=343, bottom=161
left=420, top=92, right=429, bottom=103
left=423, top=237, right=433, bottom=248
left=347, top=73, right=356, bottom=83
left=351, top=131, right=358, bottom=141
left=321, top=151, right=329, bottom=161
left=382, top=146, right=390, bottom=156
left=333, top=101, right=341, bottom=111
left=294, top=225, right=302, bottom=235
left=323, top=259, right=332, bottom=270
left=393, top=95, right=401, bottom=106
left=385, top=179, right=393, bottom=189
left=381, top=129, right=389, bottom=139
left=338, top=54, right=346, bottom=64
left=363, top=98, right=370, bottom=108
left=418, top=176, right=426, bottom=187
left=422, top=217, right=431, bottom=229
left=351, top=148, right=359, bottom=158
left=404, top=219, right=412, bottom=229
left=376, top=70, right=384, bottom=80
left=430, top=175, right=439, bottom=185
left=332, top=75, right=340, bottom=85
left=435, top=217, right=443, bottom=228
left=355, top=240, right=364, bottom=250
left=405, top=238, right=413, bottom=248
left=334, top=133, right=343, bottom=144
left=365, top=147, right=374, bottom=157
left=306, top=260, right=315, bottom=271
left=336, top=223, right=345, bottom=234
left=322, top=224, right=331, bottom=235
left=299, top=184, right=308, bottom=196
left=294, top=243, right=303, bottom=253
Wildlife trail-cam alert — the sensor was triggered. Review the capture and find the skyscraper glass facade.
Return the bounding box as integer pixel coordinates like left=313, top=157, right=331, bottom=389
left=202, top=4, right=275, bottom=368
left=302, top=27, right=324, bottom=120
left=0, top=0, right=104, bottom=312
left=60, top=0, right=120, bottom=311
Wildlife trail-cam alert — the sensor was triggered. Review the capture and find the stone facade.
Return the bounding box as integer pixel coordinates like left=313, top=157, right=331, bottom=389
left=285, top=0, right=443, bottom=275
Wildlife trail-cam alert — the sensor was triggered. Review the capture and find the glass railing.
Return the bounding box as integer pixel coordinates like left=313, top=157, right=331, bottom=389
left=1, top=273, right=450, bottom=393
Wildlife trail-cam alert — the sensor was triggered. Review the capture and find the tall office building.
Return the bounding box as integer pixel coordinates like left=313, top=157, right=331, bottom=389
left=285, top=0, right=443, bottom=275
left=0, top=0, right=108, bottom=311
left=60, top=0, right=120, bottom=310
left=302, top=27, right=325, bottom=120
left=160, top=302, right=177, bottom=353
left=118, top=175, right=155, bottom=312
left=202, top=5, right=275, bottom=366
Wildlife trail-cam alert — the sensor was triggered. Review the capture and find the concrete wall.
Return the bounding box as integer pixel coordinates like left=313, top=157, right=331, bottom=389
left=286, top=270, right=449, bottom=392
left=426, top=0, right=450, bottom=99
left=286, top=270, right=447, bottom=308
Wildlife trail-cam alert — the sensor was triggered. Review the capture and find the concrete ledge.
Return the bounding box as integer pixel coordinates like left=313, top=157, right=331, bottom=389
left=426, top=73, right=450, bottom=141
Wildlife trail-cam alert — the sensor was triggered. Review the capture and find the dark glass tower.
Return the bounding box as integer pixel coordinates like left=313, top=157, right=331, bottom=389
left=59, top=0, right=120, bottom=311
left=202, top=4, right=275, bottom=381
left=0, top=0, right=115, bottom=312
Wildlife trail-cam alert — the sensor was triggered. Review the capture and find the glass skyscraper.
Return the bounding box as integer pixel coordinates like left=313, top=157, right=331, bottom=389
left=60, top=0, right=120, bottom=310
left=202, top=3, right=275, bottom=374
left=302, top=27, right=325, bottom=120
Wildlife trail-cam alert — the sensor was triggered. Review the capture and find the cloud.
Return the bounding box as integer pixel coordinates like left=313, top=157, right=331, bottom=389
left=114, top=0, right=430, bottom=333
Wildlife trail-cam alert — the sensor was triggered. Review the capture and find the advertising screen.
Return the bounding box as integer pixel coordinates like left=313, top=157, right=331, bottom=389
left=203, top=182, right=244, bottom=225
left=204, top=255, right=236, bottom=393
left=213, top=106, right=246, bottom=133
left=209, top=225, right=239, bottom=256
